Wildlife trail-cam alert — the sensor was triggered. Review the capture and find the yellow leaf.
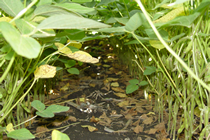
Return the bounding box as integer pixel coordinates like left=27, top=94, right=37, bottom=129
left=55, top=42, right=99, bottom=64
left=67, top=51, right=99, bottom=63
left=81, top=125, right=98, bottom=132
left=153, top=6, right=185, bottom=23
left=34, top=64, right=56, bottom=79
left=6, top=123, right=14, bottom=132
left=118, top=101, right=129, bottom=107
left=55, top=42, right=72, bottom=54
left=67, top=40, right=82, bottom=49
left=111, top=82, right=119, bottom=87
left=0, top=17, right=15, bottom=26
left=52, top=129, right=70, bottom=140
left=114, top=93, right=127, bottom=98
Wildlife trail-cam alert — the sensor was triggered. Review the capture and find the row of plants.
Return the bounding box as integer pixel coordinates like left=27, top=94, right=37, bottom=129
left=0, top=0, right=209, bottom=139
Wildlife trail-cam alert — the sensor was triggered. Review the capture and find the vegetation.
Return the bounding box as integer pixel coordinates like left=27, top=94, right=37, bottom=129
left=0, top=0, right=209, bottom=139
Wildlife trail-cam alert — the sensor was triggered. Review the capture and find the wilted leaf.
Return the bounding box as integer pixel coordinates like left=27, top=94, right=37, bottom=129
left=112, top=87, right=125, bottom=92
left=114, top=93, right=127, bottom=98
left=134, top=125, right=143, bottom=133
left=67, top=40, right=82, bottom=49
left=34, top=65, right=56, bottom=79
left=143, top=117, right=153, bottom=124
left=81, top=125, right=98, bottom=132
left=111, top=82, right=119, bottom=87
left=118, top=101, right=129, bottom=107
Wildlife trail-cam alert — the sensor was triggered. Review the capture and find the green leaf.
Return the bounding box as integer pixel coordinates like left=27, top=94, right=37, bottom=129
left=0, top=22, right=41, bottom=59
left=0, top=0, right=24, bottom=17
left=139, top=81, right=148, bottom=86
left=36, top=0, right=52, bottom=6
left=143, top=66, right=156, bottom=75
left=33, top=5, right=76, bottom=17
left=36, top=109, right=54, bottom=118
left=129, top=79, right=139, bottom=85
left=67, top=68, right=80, bottom=75
left=97, top=27, right=126, bottom=33
left=52, top=130, right=70, bottom=140
left=65, top=60, right=76, bottom=68
left=31, top=100, right=45, bottom=112
left=55, top=3, right=95, bottom=13
left=125, top=12, right=144, bottom=32
left=21, top=103, right=31, bottom=113
left=37, top=14, right=110, bottom=30
left=46, top=105, right=69, bottom=113
left=155, top=12, right=200, bottom=27
left=126, top=84, right=139, bottom=94
left=149, top=40, right=165, bottom=50
left=7, top=128, right=35, bottom=139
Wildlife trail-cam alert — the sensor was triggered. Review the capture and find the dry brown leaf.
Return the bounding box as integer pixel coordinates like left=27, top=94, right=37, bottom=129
left=34, top=64, right=56, bottom=79
left=118, top=101, right=129, bottom=107
left=66, top=116, right=77, bottom=122
left=89, top=83, right=96, bottom=87
left=99, top=112, right=112, bottom=126
left=111, top=87, right=125, bottom=92
left=90, top=116, right=100, bottom=123
left=133, top=125, right=143, bottom=134
left=81, top=125, right=98, bottom=132
left=143, top=117, right=153, bottom=125
left=111, top=82, right=119, bottom=87
left=148, top=128, right=158, bottom=134
left=136, top=107, right=145, bottom=113
left=51, top=120, right=63, bottom=126
left=114, top=93, right=127, bottom=98
left=124, top=114, right=133, bottom=119
left=106, top=77, right=119, bottom=82
left=60, top=83, right=69, bottom=91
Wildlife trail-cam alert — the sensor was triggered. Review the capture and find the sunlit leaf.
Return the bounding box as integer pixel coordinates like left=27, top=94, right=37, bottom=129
left=52, top=130, right=70, bottom=140
left=7, top=128, right=35, bottom=139
left=153, top=6, right=185, bottom=23
left=67, top=40, right=82, bottom=49
left=0, top=22, right=41, bottom=59
left=0, top=0, right=24, bottom=17
left=125, top=12, right=144, bottom=32
left=55, top=3, right=95, bottom=13
left=6, top=123, right=14, bottom=133
left=149, top=40, right=165, bottom=50
left=37, top=14, right=110, bottom=29
left=34, top=65, right=56, bottom=79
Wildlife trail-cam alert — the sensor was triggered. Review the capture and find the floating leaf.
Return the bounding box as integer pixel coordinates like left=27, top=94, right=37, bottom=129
left=52, top=130, right=70, bottom=140
left=34, top=65, right=56, bottom=79
left=31, top=100, right=45, bottom=112
left=7, top=128, right=35, bottom=139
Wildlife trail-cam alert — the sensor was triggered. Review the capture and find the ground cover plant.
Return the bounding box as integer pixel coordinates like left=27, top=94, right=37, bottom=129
left=0, top=0, right=210, bottom=140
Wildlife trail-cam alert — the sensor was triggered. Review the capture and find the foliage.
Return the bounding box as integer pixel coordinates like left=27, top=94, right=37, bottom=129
left=0, top=0, right=209, bottom=139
